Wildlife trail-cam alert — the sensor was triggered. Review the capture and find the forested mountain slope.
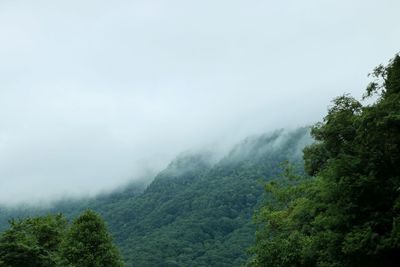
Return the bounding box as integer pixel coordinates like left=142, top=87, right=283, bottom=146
left=0, top=127, right=311, bottom=266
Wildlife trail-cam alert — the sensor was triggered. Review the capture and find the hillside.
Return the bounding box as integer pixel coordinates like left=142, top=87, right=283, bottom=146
left=0, top=127, right=312, bottom=266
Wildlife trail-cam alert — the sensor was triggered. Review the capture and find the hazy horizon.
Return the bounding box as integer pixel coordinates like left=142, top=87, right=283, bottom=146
left=1, top=0, right=399, bottom=205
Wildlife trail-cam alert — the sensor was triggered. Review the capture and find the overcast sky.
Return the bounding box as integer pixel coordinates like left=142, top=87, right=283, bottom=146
left=0, top=0, right=399, bottom=205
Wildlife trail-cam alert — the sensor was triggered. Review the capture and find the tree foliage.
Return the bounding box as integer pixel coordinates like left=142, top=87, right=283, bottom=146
left=61, top=210, right=124, bottom=267
left=0, top=211, right=124, bottom=267
left=249, top=54, right=400, bottom=267
left=0, top=214, right=66, bottom=267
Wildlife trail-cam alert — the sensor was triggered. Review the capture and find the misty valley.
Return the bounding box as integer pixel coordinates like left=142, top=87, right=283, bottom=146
left=0, top=128, right=311, bottom=266
left=1, top=1, right=400, bottom=265
left=1, top=54, right=400, bottom=266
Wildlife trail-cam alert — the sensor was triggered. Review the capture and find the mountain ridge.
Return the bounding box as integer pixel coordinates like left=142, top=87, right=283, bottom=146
left=0, top=127, right=312, bottom=266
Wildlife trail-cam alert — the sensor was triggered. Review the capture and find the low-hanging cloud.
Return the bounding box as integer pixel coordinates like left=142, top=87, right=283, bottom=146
left=0, top=0, right=399, bottom=205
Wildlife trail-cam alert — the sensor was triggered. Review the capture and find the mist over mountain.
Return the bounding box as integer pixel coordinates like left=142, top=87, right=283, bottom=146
left=0, top=127, right=312, bottom=266
left=1, top=0, right=399, bottom=204
left=1, top=1, right=399, bottom=266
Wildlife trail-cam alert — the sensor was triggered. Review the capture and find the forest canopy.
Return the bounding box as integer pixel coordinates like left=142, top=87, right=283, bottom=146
left=249, top=54, right=400, bottom=267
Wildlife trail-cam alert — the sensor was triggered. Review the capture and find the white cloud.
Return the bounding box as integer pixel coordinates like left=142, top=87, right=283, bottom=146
left=0, top=0, right=399, bottom=204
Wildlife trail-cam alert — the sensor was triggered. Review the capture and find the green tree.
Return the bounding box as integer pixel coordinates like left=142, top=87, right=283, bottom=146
left=249, top=54, right=400, bottom=266
left=0, top=214, right=67, bottom=267
left=61, top=210, right=124, bottom=267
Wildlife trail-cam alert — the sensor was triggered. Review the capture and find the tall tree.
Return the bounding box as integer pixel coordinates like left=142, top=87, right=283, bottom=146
left=249, top=54, right=400, bottom=267
left=61, top=210, right=124, bottom=267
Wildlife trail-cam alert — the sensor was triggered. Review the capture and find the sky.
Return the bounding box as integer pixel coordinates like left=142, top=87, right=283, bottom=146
left=0, top=0, right=399, bottom=205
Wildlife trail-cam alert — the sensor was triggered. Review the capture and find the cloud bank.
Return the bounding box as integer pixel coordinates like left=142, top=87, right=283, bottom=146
left=0, top=0, right=399, bottom=204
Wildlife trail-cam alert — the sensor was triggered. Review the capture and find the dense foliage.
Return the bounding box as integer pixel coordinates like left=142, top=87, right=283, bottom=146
left=0, top=211, right=123, bottom=267
left=0, top=128, right=311, bottom=266
left=0, top=214, right=66, bottom=267
left=249, top=55, right=400, bottom=266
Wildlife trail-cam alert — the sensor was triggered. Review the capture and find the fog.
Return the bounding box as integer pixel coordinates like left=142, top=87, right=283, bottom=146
left=0, top=0, right=399, bottom=205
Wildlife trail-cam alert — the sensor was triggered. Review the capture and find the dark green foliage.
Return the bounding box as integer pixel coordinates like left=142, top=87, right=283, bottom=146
left=249, top=54, right=400, bottom=267
left=365, top=55, right=400, bottom=98
left=61, top=210, right=124, bottom=267
left=0, top=214, right=66, bottom=267
left=0, top=211, right=124, bottom=267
